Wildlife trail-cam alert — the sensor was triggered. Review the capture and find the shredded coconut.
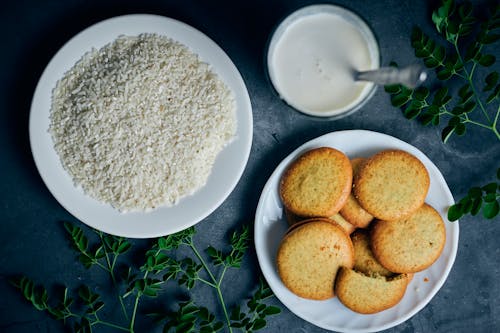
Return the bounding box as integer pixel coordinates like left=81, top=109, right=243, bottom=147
left=50, top=34, right=236, bottom=212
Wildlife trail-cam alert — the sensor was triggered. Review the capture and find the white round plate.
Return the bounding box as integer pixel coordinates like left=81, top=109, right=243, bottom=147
left=254, top=130, right=458, bottom=333
left=29, top=14, right=252, bottom=238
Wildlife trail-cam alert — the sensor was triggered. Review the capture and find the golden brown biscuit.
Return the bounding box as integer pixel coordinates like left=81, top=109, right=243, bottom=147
left=335, top=268, right=410, bottom=314
left=371, top=203, right=446, bottom=273
left=329, top=214, right=356, bottom=235
left=340, top=158, right=374, bottom=228
left=284, top=213, right=355, bottom=235
left=280, top=147, right=352, bottom=218
left=277, top=220, right=354, bottom=300
left=351, top=230, right=393, bottom=277
left=353, top=150, right=430, bottom=221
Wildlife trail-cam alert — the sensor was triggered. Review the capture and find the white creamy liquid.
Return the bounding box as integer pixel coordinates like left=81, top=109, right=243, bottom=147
left=270, top=12, right=374, bottom=115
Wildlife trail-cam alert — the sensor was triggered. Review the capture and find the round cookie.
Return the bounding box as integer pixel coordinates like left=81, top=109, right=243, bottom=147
left=351, top=230, right=393, bottom=277
left=335, top=268, right=410, bottom=314
left=280, top=147, right=352, bottom=218
left=353, top=150, right=430, bottom=221
left=371, top=203, right=446, bottom=273
left=340, top=158, right=374, bottom=228
left=277, top=220, right=354, bottom=300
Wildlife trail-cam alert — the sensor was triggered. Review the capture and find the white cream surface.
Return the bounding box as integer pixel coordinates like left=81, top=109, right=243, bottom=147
left=270, top=13, right=373, bottom=115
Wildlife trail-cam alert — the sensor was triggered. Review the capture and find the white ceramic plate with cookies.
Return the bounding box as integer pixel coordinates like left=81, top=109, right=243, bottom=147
left=254, top=130, right=459, bottom=333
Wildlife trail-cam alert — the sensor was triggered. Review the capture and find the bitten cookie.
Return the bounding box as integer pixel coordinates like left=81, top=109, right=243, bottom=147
left=351, top=230, right=393, bottom=277
left=340, top=158, right=374, bottom=228
left=353, top=150, right=430, bottom=221
left=277, top=220, right=354, bottom=300
left=335, top=268, right=410, bottom=314
left=371, top=203, right=446, bottom=273
left=280, top=147, right=352, bottom=218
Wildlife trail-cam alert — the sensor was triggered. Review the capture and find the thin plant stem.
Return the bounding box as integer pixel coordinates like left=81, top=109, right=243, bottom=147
left=128, top=247, right=162, bottom=332
left=453, top=37, right=492, bottom=123
left=66, top=312, right=130, bottom=332
left=189, top=241, right=233, bottom=333
left=129, top=293, right=141, bottom=333
left=196, top=277, right=217, bottom=288
left=97, top=232, right=129, bottom=321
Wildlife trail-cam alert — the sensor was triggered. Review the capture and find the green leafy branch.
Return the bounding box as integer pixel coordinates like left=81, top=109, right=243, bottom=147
left=154, top=300, right=224, bottom=333
left=10, top=277, right=129, bottom=332
left=229, top=278, right=281, bottom=332
left=385, top=0, right=500, bottom=142
left=64, top=222, right=131, bottom=321
left=136, top=224, right=279, bottom=333
left=12, top=222, right=280, bottom=332
left=448, top=167, right=500, bottom=221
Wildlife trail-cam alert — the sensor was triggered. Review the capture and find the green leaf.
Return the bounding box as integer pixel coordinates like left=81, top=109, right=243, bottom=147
left=468, top=187, right=483, bottom=198
left=432, top=114, right=440, bottom=126
left=434, top=45, right=446, bottom=63
left=414, top=87, right=430, bottom=101
left=263, top=306, right=281, bottom=315
left=448, top=204, right=463, bottom=221
left=433, top=87, right=449, bottom=105
left=485, top=193, right=497, bottom=203
left=176, top=321, right=195, bottom=332
left=482, top=182, right=498, bottom=194
left=484, top=72, right=499, bottom=91
left=420, top=113, right=434, bottom=125
left=462, top=101, right=476, bottom=113
left=415, top=48, right=431, bottom=58
left=451, top=106, right=464, bottom=115
left=432, top=0, right=454, bottom=33
left=91, top=301, right=105, bottom=312
left=455, top=123, right=466, bottom=136
left=143, top=288, right=158, bottom=297
left=460, top=197, right=474, bottom=214
left=384, top=84, right=401, bottom=94
left=251, top=318, right=267, bottom=331
left=442, top=125, right=455, bottom=143
left=212, top=321, right=224, bottom=331
left=117, top=241, right=131, bottom=254
left=424, top=57, right=440, bottom=68
left=448, top=116, right=461, bottom=127
left=437, top=68, right=453, bottom=80
left=483, top=201, right=500, bottom=219
left=471, top=197, right=483, bottom=216
left=427, top=105, right=440, bottom=115
left=391, top=94, right=410, bottom=107
left=404, top=106, right=421, bottom=119
left=487, top=84, right=500, bottom=103
left=479, top=54, right=496, bottom=67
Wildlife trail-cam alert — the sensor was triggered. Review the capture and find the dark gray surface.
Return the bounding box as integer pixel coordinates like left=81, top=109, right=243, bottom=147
left=1, top=0, right=499, bottom=332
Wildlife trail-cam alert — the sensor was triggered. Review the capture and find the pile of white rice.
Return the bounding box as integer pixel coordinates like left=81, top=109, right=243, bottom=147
left=50, top=34, right=236, bottom=212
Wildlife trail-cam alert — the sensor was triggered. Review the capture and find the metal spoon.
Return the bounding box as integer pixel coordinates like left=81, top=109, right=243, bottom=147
left=355, top=64, right=427, bottom=89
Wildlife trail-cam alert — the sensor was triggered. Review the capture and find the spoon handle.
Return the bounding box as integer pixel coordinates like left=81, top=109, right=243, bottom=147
left=356, top=64, right=427, bottom=89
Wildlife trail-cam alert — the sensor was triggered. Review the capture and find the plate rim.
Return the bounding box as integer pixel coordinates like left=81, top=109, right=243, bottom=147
left=254, top=129, right=459, bottom=333
left=29, top=14, right=253, bottom=238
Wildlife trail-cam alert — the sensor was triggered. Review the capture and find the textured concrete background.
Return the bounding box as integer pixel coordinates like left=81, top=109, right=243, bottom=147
left=1, top=0, right=499, bottom=332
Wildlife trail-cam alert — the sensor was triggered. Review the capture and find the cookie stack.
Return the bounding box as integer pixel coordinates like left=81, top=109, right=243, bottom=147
left=276, top=147, right=446, bottom=314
